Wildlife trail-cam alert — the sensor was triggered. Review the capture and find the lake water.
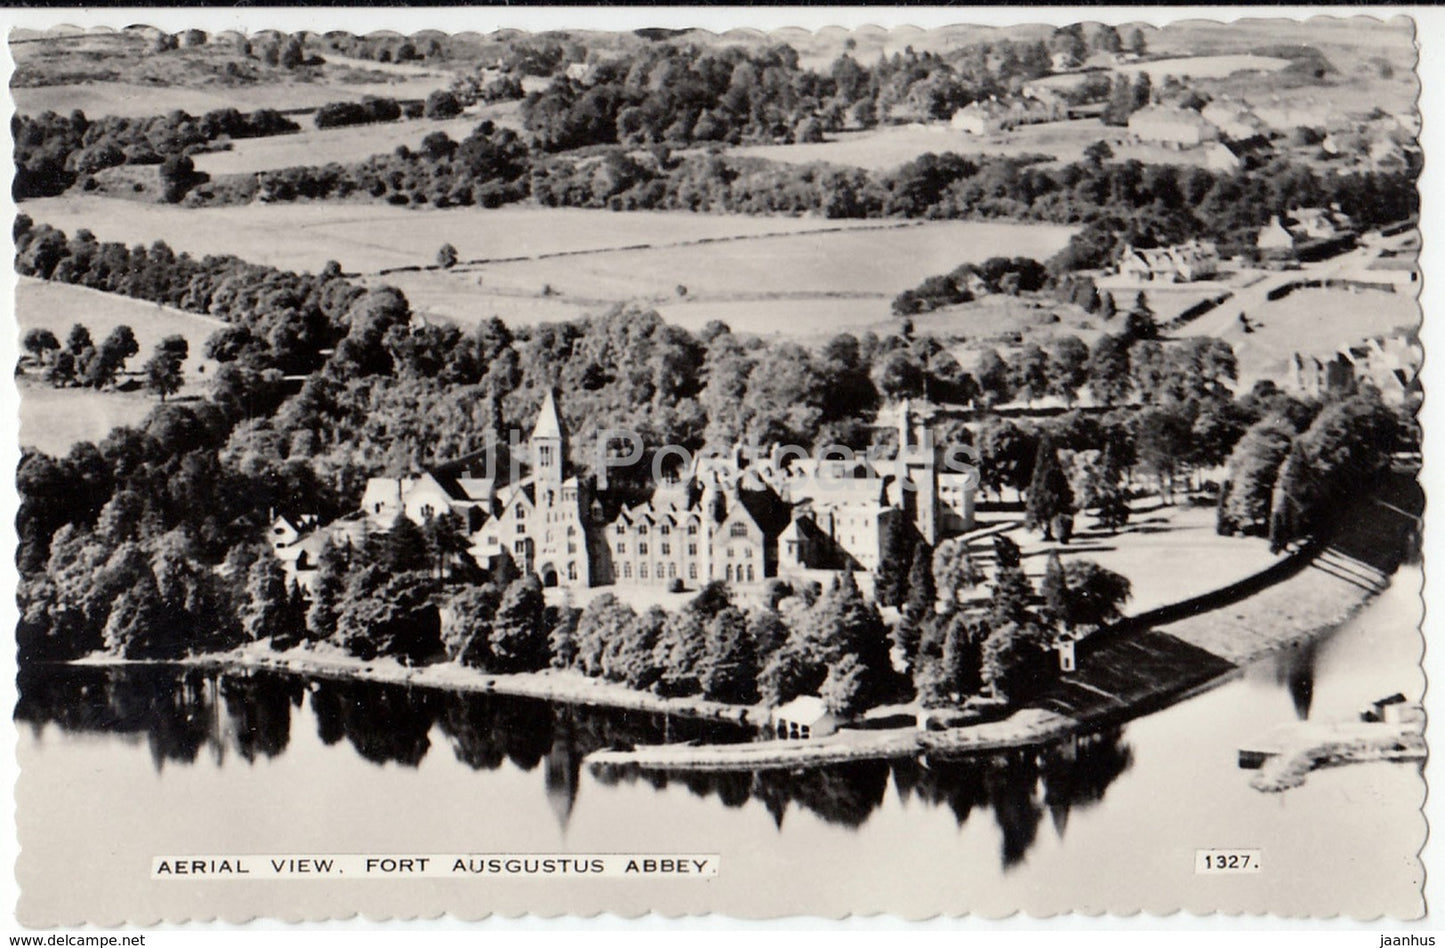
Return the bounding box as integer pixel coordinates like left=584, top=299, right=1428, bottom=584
left=15, top=566, right=1424, bottom=923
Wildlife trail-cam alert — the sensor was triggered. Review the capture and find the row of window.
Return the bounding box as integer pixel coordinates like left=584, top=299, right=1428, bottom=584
left=614, top=542, right=701, bottom=557
left=619, top=562, right=694, bottom=581
left=613, top=522, right=699, bottom=537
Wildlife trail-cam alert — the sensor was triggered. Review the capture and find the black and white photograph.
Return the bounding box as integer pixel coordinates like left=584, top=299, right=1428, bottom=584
left=3, top=6, right=1432, bottom=927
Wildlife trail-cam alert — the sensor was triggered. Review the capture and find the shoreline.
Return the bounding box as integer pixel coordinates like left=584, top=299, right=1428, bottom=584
left=60, top=478, right=1421, bottom=772
left=74, top=643, right=770, bottom=729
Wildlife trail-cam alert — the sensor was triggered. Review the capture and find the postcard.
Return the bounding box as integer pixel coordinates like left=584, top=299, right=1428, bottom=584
left=6, top=6, right=1428, bottom=926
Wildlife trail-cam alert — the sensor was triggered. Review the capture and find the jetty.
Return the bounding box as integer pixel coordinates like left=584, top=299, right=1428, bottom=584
left=1240, top=718, right=1425, bottom=792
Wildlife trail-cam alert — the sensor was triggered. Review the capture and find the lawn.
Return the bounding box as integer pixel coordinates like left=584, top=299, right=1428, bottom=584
left=15, top=279, right=222, bottom=455
left=21, top=196, right=897, bottom=275
left=189, top=103, right=522, bottom=177
left=1004, top=498, right=1284, bottom=617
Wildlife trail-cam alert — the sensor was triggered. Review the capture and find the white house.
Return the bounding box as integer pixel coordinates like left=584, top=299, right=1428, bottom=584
left=770, top=695, right=845, bottom=740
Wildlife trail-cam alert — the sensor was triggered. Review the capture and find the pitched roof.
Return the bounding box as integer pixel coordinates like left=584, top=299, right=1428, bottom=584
left=532, top=390, right=564, bottom=441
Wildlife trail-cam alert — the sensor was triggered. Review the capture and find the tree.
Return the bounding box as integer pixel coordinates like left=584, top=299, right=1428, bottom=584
left=653, top=606, right=705, bottom=695
left=875, top=515, right=916, bottom=607
left=1084, top=140, right=1113, bottom=166
left=976, top=348, right=1013, bottom=407
left=978, top=419, right=1037, bottom=501
left=699, top=606, right=759, bottom=704
left=1087, top=333, right=1133, bottom=407
left=1025, top=435, right=1074, bottom=540
left=1133, top=404, right=1193, bottom=503
left=1046, top=336, right=1090, bottom=406
left=989, top=565, right=1037, bottom=628
left=490, top=575, right=548, bottom=672
left=1011, top=343, right=1051, bottom=405
left=307, top=540, right=348, bottom=642
left=143, top=335, right=188, bottom=401
left=902, top=541, right=936, bottom=622
left=574, top=593, right=635, bottom=677
left=1217, top=419, right=1295, bottom=536
left=1040, top=550, right=1068, bottom=628
left=66, top=323, right=93, bottom=356
left=548, top=605, right=582, bottom=670
left=242, top=556, right=294, bottom=644
left=22, top=328, right=59, bottom=364
left=382, top=515, right=430, bottom=574
left=820, top=653, right=869, bottom=717
left=1055, top=560, right=1132, bottom=631
left=1124, top=293, right=1159, bottom=342
left=425, top=89, right=463, bottom=119
left=981, top=620, right=1053, bottom=703
left=933, top=538, right=984, bottom=606
left=443, top=584, right=499, bottom=667
left=437, top=243, right=459, bottom=269
left=1127, top=27, right=1148, bottom=57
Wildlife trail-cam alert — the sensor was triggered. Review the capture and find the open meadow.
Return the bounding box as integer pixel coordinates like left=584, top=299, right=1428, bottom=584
left=374, top=220, right=1076, bottom=337
left=1223, top=286, right=1420, bottom=385
left=189, top=103, right=522, bottom=177
left=16, top=279, right=222, bottom=455
left=729, top=119, right=1225, bottom=172
left=21, top=196, right=900, bottom=275
left=12, top=29, right=454, bottom=118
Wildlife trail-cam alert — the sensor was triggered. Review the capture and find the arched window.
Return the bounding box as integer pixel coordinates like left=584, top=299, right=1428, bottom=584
left=746, top=565, right=755, bottom=582
left=567, top=562, right=577, bottom=581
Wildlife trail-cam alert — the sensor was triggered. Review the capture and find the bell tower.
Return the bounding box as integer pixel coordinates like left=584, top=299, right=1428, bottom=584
left=532, top=390, right=565, bottom=488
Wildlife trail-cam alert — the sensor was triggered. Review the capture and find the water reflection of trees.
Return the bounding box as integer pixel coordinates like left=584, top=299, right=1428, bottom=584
left=17, top=665, right=1129, bottom=865
left=16, top=666, right=748, bottom=829
left=594, top=730, right=1132, bottom=870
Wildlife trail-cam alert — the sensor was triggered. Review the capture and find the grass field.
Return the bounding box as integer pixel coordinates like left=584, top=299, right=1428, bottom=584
left=1223, top=286, right=1420, bottom=385
left=21, top=196, right=901, bottom=275
left=15, top=279, right=222, bottom=454
left=377, top=220, right=1076, bottom=337
left=13, top=75, right=452, bottom=118
left=17, top=381, right=178, bottom=457
left=1114, top=54, right=1292, bottom=80
left=12, top=30, right=454, bottom=118
left=189, top=103, right=522, bottom=177
left=730, top=119, right=1228, bottom=172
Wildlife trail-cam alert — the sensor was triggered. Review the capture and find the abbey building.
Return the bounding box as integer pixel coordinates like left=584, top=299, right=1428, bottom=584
left=292, top=391, right=975, bottom=591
